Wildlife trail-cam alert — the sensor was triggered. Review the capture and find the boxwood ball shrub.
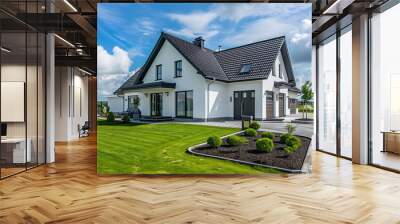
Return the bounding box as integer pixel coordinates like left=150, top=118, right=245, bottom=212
left=280, top=133, right=291, bottom=143
left=122, top=114, right=130, bottom=123
left=284, top=135, right=302, bottom=154
left=106, top=112, right=115, bottom=122
left=249, top=121, right=261, bottom=130
left=207, top=136, right=222, bottom=148
left=244, top=128, right=257, bottom=137
left=226, top=135, right=248, bottom=146
left=261, top=132, right=274, bottom=140
left=256, top=138, right=274, bottom=152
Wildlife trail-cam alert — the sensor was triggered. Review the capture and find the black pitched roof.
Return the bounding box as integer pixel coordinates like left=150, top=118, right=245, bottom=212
left=117, top=32, right=296, bottom=92
left=114, top=68, right=142, bottom=94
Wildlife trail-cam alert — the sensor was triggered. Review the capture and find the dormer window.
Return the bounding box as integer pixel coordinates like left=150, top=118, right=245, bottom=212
left=156, top=64, right=162, bottom=80
left=239, top=64, right=251, bottom=74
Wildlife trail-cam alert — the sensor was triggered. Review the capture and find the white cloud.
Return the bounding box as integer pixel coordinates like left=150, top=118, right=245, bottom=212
left=97, top=45, right=133, bottom=97
left=302, top=19, right=312, bottom=29
left=291, top=33, right=309, bottom=43
left=166, top=12, right=219, bottom=39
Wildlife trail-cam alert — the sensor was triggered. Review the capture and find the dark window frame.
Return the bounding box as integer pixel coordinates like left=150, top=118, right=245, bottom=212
left=174, top=60, right=182, bottom=78
left=239, top=64, right=251, bottom=74
left=272, top=64, right=276, bottom=76
left=175, top=90, right=193, bottom=118
left=278, top=64, right=282, bottom=78
left=155, top=64, right=162, bottom=80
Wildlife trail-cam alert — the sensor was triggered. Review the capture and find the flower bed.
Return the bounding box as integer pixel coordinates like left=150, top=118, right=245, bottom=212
left=188, top=131, right=312, bottom=173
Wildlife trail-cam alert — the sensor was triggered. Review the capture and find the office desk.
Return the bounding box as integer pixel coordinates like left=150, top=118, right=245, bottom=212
left=1, top=138, right=31, bottom=163
left=382, top=131, right=400, bottom=154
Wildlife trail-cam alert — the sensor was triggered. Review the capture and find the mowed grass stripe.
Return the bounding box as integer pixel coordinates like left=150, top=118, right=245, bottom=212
left=97, top=122, right=279, bottom=174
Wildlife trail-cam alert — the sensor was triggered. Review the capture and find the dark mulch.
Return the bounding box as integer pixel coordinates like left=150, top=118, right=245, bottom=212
left=191, top=132, right=311, bottom=171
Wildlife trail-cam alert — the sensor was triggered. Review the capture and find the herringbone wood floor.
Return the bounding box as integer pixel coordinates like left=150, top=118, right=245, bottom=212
left=1, top=136, right=400, bottom=224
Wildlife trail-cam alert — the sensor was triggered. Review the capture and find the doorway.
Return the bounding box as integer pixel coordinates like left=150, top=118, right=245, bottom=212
left=266, top=91, right=274, bottom=119
left=150, top=93, right=163, bottom=116
left=233, top=90, right=255, bottom=120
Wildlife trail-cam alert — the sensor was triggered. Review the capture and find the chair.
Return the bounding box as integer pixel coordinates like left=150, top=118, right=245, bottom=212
left=79, top=121, right=90, bottom=138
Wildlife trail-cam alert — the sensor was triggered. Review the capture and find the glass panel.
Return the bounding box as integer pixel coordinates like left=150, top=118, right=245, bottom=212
left=318, top=35, right=337, bottom=154
left=371, top=5, right=400, bottom=171
left=176, top=92, right=186, bottom=117
left=340, top=26, right=352, bottom=158
left=1, top=30, right=27, bottom=177
left=186, top=91, right=193, bottom=118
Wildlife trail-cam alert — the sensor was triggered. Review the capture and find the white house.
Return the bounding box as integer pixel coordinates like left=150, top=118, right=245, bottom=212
left=115, top=32, right=300, bottom=121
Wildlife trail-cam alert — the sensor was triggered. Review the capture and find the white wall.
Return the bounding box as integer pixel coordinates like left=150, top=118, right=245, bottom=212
left=54, top=67, right=89, bottom=141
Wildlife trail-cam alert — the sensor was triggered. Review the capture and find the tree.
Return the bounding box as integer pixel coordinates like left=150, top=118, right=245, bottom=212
left=301, top=81, right=314, bottom=119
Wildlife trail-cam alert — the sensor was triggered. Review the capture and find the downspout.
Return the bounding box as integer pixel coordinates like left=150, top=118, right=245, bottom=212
left=206, top=78, right=216, bottom=122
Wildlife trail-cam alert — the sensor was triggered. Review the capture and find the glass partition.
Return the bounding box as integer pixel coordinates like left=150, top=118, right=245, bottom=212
left=370, top=4, right=400, bottom=171
left=317, top=35, right=337, bottom=154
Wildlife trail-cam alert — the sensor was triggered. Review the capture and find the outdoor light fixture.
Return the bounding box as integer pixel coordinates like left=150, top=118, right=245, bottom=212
left=63, top=0, right=78, bottom=12
left=78, top=67, right=92, bottom=76
left=1, top=47, right=11, bottom=53
left=54, top=34, right=75, bottom=48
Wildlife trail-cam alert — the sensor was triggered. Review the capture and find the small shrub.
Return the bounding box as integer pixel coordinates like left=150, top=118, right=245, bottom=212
left=207, top=136, right=222, bottom=148
left=226, top=135, right=248, bottom=146
left=280, top=133, right=291, bottom=143
left=261, top=132, right=274, bottom=140
left=249, top=121, right=261, bottom=130
left=286, top=123, right=297, bottom=135
left=284, top=135, right=302, bottom=154
left=256, top=138, right=274, bottom=152
left=106, top=112, right=115, bottom=122
left=122, top=114, right=130, bottom=123
left=244, top=128, right=257, bottom=137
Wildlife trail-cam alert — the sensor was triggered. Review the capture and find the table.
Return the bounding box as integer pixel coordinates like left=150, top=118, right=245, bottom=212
left=382, top=131, right=400, bottom=154
left=1, top=138, right=31, bottom=163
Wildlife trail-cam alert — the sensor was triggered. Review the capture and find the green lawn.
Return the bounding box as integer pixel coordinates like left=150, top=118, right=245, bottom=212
left=97, top=121, right=279, bottom=174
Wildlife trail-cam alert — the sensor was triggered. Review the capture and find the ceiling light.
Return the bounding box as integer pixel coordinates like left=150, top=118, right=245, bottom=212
left=63, top=0, right=78, bottom=12
left=78, top=67, right=92, bottom=76
left=1, top=47, right=11, bottom=53
left=54, top=34, right=75, bottom=48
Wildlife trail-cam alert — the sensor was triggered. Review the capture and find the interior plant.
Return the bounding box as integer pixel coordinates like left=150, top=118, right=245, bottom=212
left=106, top=111, right=115, bottom=122
left=261, top=132, right=274, bottom=140
left=256, top=138, right=274, bottom=152
left=249, top=121, right=261, bottom=130
left=244, top=128, right=257, bottom=137
left=226, top=135, right=248, bottom=146
left=207, top=136, right=222, bottom=148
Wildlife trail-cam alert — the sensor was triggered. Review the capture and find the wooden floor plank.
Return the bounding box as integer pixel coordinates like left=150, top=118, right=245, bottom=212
left=0, top=135, right=400, bottom=223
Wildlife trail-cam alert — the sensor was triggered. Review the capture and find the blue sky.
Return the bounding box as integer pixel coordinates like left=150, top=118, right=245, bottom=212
left=97, top=3, right=311, bottom=99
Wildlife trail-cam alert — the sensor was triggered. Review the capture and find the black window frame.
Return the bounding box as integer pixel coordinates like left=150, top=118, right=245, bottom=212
left=278, top=64, right=282, bottom=78
left=272, top=64, right=276, bottom=76
left=239, top=64, right=251, bottom=74
left=174, top=60, right=182, bottom=78
left=175, top=90, right=193, bottom=118
left=155, top=64, right=162, bottom=80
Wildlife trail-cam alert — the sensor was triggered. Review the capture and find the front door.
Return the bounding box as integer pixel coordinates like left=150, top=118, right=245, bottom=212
left=278, top=93, right=285, bottom=117
left=234, top=90, right=255, bottom=120
left=265, top=91, right=274, bottom=119
left=150, top=93, right=162, bottom=116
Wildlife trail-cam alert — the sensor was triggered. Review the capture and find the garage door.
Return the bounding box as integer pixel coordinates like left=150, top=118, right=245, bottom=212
left=278, top=93, right=285, bottom=117
left=265, top=91, right=274, bottom=119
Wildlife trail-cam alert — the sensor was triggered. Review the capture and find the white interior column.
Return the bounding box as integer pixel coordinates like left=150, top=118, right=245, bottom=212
left=46, top=32, right=55, bottom=163
left=352, top=14, right=369, bottom=164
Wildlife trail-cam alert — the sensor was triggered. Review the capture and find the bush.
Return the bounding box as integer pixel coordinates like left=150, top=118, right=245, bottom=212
left=207, top=136, right=222, bottom=148
left=106, top=112, right=115, bottom=122
left=286, top=123, right=297, bottom=135
left=261, top=132, right=274, bottom=140
left=256, top=138, right=274, bottom=152
left=280, top=133, right=290, bottom=143
left=226, top=135, right=248, bottom=146
left=244, top=128, right=257, bottom=137
left=284, top=135, right=302, bottom=154
left=249, top=121, right=261, bottom=130
left=122, top=114, right=130, bottom=123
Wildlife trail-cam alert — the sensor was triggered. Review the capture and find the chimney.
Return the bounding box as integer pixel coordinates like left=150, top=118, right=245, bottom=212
left=193, top=36, right=205, bottom=48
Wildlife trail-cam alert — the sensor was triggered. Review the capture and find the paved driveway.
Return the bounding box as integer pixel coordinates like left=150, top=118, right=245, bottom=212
left=180, top=120, right=314, bottom=138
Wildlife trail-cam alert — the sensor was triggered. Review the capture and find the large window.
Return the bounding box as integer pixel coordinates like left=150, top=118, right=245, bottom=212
left=370, top=4, right=400, bottom=171
left=317, top=35, right=337, bottom=154
left=340, top=26, right=352, bottom=158
left=176, top=91, right=193, bottom=118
